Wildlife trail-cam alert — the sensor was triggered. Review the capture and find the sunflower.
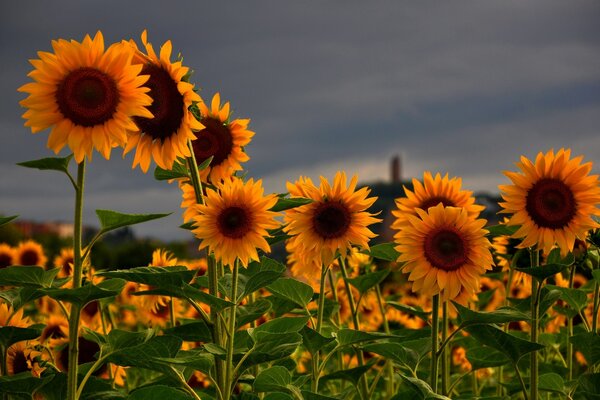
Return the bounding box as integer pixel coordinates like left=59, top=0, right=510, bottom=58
left=191, top=177, right=280, bottom=267
left=138, top=248, right=179, bottom=312
left=0, top=303, right=32, bottom=327
left=40, top=314, right=69, bottom=346
left=6, top=341, right=44, bottom=377
left=124, top=31, right=203, bottom=173
left=19, top=31, right=152, bottom=163
left=499, top=148, right=600, bottom=256
left=284, top=172, right=380, bottom=277
left=394, top=204, right=493, bottom=301
left=392, top=172, right=484, bottom=228
left=0, top=243, right=16, bottom=268
left=191, top=93, right=254, bottom=183
left=53, top=247, right=74, bottom=278
left=15, top=240, right=47, bottom=267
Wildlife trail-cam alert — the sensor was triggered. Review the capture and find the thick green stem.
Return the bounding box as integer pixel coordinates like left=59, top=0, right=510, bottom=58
left=593, top=281, right=600, bottom=334
left=567, top=265, right=576, bottom=380
left=339, top=257, right=369, bottom=399
left=441, top=301, right=449, bottom=396
left=530, top=249, right=540, bottom=400
left=224, top=261, right=239, bottom=400
left=375, top=285, right=394, bottom=399
left=430, top=294, right=440, bottom=394
left=67, top=160, right=85, bottom=400
left=328, top=268, right=346, bottom=393
left=312, top=265, right=329, bottom=392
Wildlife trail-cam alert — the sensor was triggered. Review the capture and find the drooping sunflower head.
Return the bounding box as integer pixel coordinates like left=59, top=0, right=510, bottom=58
left=40, top=314, right=69, bottom=345
left=124, top=31, right=203, bottom=173
left=499, top=148, right=600, bottom=256
left=19, top=31, right=153, bottom=163
left=15, top=240, right=47, bottom=267
left=0, top=243, right=16, bottom=269
left=392, top=171, right=484, bottom=230
left=6, top=341, right=44, bottom=377
left=284, top=172, right=381, bottom=270
left=190, top=93, right=254, bottom=183
left=191, top=177, right=280, bottom=267
left=395, top=204, right=493, bottom=301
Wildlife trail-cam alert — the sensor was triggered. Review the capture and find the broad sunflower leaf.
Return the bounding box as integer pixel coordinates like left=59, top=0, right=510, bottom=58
left=270, top=196, right=313, bottom=212
left=300, top=326, right=335, bottom=355
left=248, top=332, right=303, bottom=366
left=95, top=209, right=171, bottom=235
left=254, top=366, right=292, bottom=392
left=301, top=392, right=339, bottom=400
left=155, top=349, right=214, bottom=374
left=79, top=376, right=127, bottom=400
left=131, top=282, right=235, bottom=312
left=571, top=332, right=600, bottom=365
left=153, top=159, right=189, bottom=181
left=363, top=342, right=419, bottom=370
left=387, top=301, right=431, bottom=320
left=0, top=266, right=59, bottom=288
left=362, top=242, right=400, bottom=262
left=398, top=375, right=452, bottom=400
left=17, top=154, right=73, bottom=175
left=105, top=329, right=155, bottom=353
left=34, top=372, right=67, bottom=400
left=43, top=279, right=126, bottom=307
left=320, top=363, right=374, bottom=385
left=97, top=266, right=196, bottom=287
left=465, top=346, right=510, bottom=370
left=516, top=263, right=572, bottom=282
left=453, top=302, right=530, bottom=328
left=486, top=224, right=519, bottom=237
left=0, top=325, right=42, bottom=348
left=267, top=278, right=314, bottom=308
left=465, top=324, right=544, bottom=364
left=242, top=257, right=286, bottom=297
left=164, top=320, right=212, bottom=342
left=263, top=394, right=294, bottom=400
left=577, top=373, right=600, bottom=399
left=539, top=373, right=566, bottom=395
left=546, top=285, right=589, bottom=311
left=347, top=269, right=390, bottom=294
left=0, top=215, right=18, bottom=227
left=237, top=299, right=272, bottom=328
left=250, top=316, right=310, bottom=338
left=106, top=335, right=182, bottom=374
left=127, top=385, right=193, bottom=400
left=0, top=372, right=53, bottom=398
left=336, top=329, right=393, bottom=346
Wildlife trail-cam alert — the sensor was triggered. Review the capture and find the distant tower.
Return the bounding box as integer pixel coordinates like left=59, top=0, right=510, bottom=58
left=391, top=155, right=401, bottom=183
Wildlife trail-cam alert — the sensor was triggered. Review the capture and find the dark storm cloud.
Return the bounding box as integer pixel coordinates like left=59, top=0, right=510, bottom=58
left=1, top=0, right=599, bottom=239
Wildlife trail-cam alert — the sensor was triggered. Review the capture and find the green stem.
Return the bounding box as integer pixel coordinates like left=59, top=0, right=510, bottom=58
left=593, top=281, right=600, bottom=334
left=530, top=249, right=540, bottom=400
left=515, top=364, right=530, bottom=400
left=169, top=297, right=176, bottom=328
left=430, top=294, right=440, bottom=394
left=312, top=265, right=329, bottom=393
left=441, top=301, right=449, bottom=396
left=339, top=256, right=369, bottom=399
left=567, top=265, right=576, bottom=381
left=328, top=268, right=346, bottom=393
left=0, top=346, right=6, bottom=376
left=76, top=355, right=107, bottom=399
left=67, top=159, right=86, bottom=400
left=224, top=260, right=239, bottom=400
left=375, top=284, right=394, bottom=399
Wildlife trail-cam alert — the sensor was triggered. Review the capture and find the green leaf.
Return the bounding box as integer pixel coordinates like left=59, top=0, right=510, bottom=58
left=387, top=301, right=431, bottom=320
left=0, top=326, right=42, bottom=348
left=336, top=329, right=391, bottom=346
left=164, top=321, right=212, bottom=342
left=0, top=266, right=59, bottom=288
left=546, top=285, right=589, bottom=311
left=154, top=159, right=189, bottom=181
left=263, top=394, right=294, bottom=400
left=95, top=209, right=171, bottom=235
left=0, top=373, right=52, bottom=398
left=0, top=215, right=18, bottom=227
left=486, top=224, right=519, bottom=237
left=80, top=376, right=127, bottom=400
left=251, top=316, right=309, bottom=338
left=249, top=333, right=304, bottom=366
left=128, top=385, right=193, bottom=400
left=454, top=302, right=530, bottom=328
left=300, top=326, right=335, bottom=355
left=17, top=154, right=73, bottom=175
left=399, top=375, right=452, bottom=400
left=465, top=324, right=544, bottom=364
left=301, top=392, right=338, bottom=400
left=267, top=278, right=314, bottom=308
left=592, top=269, right=600, bottom=283
left=539, top=373, right=566, bottom=395
left=347, top=269, right=390, bottom=294
left=105, top=329, right=154, bottom=353
left=577, top=373, right=600, bottom=399
left=1, top=287, right=47, bottom=311
left=34, top=372, right=66, bottom=400
left=363, top=243, right=400, bottom=262
left=182, top=283, right=235, bottom=312
left=179, top=221, right=196, bottom=230
left=515, top=263, right=571, bottom=282
left=254, top=366, right=292, bottom=392
left=465, top=346, right=510, bottom=370
left=321, top=363, right=373, bottom=385
left=43, top=279, right=126, bottom=307
left=106, top=335, right=182, bottom=374
left=237, top=299, right=272, bottom=328
left=270, top=197, right=313, bottom=212
left=156, top=349, right=214, bottom=375
left=197, top=155, right=214, bottom=171
left=242, top=257, right=286, bottom=297
left=363, top=342, right=419, bottom=370
left=571, top=332, right=600, bottom=366
left=97, top=266, right=197, bottom=287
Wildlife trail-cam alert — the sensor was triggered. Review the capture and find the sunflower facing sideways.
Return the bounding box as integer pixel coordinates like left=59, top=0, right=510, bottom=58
left=284, top=172, right=380, bottom=278
left=0, top=243, right=16, bottom=268
left=499, top=148, right=600, bottom=256
left=191, top=177, right=280, bottom=267
left=15, top=240, right=47, bottom=267
left=124, top=31, right=203, bottom=172
left=392, top=171, right=484, bottom=227
left=394, top=204, right=493, bottom=301
left=191, top=93, right=254, bottom=183
left=19, top=31, right=153, bottom=163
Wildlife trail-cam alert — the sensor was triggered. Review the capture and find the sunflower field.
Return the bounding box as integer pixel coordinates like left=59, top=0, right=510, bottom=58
left=1, top=31, right=599, bottom=400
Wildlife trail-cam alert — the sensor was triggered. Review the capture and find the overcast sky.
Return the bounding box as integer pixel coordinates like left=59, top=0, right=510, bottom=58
left=1, top=0, right=599, bottom=240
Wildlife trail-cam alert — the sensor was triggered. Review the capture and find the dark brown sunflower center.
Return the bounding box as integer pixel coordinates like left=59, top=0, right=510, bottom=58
left=0, top=253, right=12, bottom=268
left=525, top=178, right=576, bottom=229
left=312, top=201, right=352, bottom=239
left=82, top=300, right=99, bottom=319
left=153, top=303, right=171, bottom=319
left=41, top=324, right=67, bottom=342
left=56, top=67, right=119, bottom=127
left=11, top=350, right=29, bottom=375
left=59, top=337, right=105, bottom=375
left=217, top=206, right=252, bottom=239
left=19, top=250, right=40, bottom=266
left=62, top=257, right=73, bottom=275
left=192, top=117, right=234, bottom=166
left=134, top=64, right=184, bottom=141
left=419, top=196, right=454, bottom=211
left=424, top=229, right=467, bottom=271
